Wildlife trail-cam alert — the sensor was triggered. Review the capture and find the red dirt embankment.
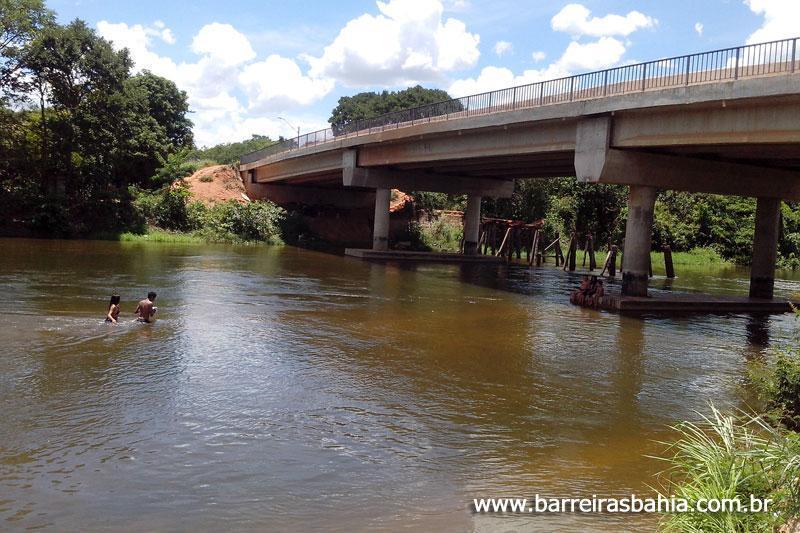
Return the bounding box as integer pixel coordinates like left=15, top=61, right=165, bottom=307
left=183, top=165, right=249, bottom=205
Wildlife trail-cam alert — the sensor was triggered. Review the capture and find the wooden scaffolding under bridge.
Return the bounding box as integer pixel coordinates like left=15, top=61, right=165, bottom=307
left=476, top=220, right=676, bottom=280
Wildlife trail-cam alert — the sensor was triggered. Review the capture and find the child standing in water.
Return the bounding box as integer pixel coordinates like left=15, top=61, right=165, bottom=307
left=106, top=294, right=121, bottom=324
left=135, top=292, right=157, bottom=323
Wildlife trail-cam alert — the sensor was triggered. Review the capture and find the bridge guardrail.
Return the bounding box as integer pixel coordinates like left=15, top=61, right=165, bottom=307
left=240, top=36, right=799, bottom=166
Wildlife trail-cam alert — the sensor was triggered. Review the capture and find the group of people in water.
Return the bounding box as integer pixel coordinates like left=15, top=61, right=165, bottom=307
left=106, top=292, right=158, bottom=324
left=570, top=275, right=605, bottom=309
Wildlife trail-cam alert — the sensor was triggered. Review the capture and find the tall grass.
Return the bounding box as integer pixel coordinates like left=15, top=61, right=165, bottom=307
left=418, top=219, right=463, bottom=252
left=655, top=406, right=800, bottom=532
left=118, top=229, right=206, bottom=244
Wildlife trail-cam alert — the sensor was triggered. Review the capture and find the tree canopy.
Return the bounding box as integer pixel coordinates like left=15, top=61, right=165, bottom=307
left=0, top=5, right=193, bottom=236
left=0, top=0, right=53, bottom=102
left=328, top=85, right=452, bottom=135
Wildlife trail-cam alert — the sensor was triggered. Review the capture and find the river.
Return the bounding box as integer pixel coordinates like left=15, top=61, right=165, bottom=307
left=1, top=238, right=798, bottom=531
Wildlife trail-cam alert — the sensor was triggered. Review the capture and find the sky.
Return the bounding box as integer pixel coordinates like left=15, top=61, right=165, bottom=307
left=47, top=0, right=800, bottom=147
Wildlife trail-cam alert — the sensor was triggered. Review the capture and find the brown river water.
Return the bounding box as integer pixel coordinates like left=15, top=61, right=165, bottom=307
left=2, top=238, right=800, bottom=531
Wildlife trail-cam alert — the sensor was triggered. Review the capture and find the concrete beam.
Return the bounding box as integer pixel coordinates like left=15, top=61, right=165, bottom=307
left=576, top=146, right=800, bottom=200
left=248, top=149, right=343, bottom=181
left=356, top=120, right=575, bottom=166
left=343, top=150, right=514, bottom=197
left=245, top=75, right=800, bottom=167
left=244, top=181, right=376, bottom=209
left=575, top=116, right=611, bottom=183
left=612, top=97, right=800, bottom=148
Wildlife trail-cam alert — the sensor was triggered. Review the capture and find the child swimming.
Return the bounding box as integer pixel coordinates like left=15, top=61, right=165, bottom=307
left=106, top=294, right=121, bottom=324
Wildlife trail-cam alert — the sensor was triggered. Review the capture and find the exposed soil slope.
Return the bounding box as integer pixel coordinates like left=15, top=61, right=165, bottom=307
left=183, top=165, right=249, bottom=205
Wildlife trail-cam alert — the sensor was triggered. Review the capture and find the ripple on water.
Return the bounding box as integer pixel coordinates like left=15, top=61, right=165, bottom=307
left=2, top=240, right=800, bottom=530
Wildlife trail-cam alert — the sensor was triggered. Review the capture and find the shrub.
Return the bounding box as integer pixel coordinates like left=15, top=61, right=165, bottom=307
left=418, top=218, right=462, bottom=252
left=150, top=148, right=201, bottom=188
left=132, top=186, right=196, bottom=231
left=750, top=330, right=800, bottom=431
left=655, top=407, right=800, bottom=532
left=200, top=200, right=286, bottom=243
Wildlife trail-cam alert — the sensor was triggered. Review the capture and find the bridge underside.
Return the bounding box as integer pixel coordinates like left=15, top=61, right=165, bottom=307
left=241, top=76, right=800, bottom=301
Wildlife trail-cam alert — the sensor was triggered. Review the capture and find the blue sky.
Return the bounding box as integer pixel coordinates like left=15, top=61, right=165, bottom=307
left=46, top=0, right=798, bottom=146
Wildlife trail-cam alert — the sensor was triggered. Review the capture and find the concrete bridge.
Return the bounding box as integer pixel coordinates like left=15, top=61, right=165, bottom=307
left=240, top=37, right=800, bottom=301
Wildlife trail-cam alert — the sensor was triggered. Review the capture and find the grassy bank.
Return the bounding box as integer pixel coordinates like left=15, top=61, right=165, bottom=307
left=603, top=247, right=732, bottom=268
left=118, top=228, right=208, bottom=244
left=653, top=319, right=800, bottom=531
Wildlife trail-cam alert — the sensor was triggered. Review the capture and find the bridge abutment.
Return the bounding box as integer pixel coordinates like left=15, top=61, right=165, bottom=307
left=463, top=195, right=482, bottom=255
left=750, top=197, right=781, bottom=299
left=621, top=185, right=657, bottom=297
left=373, top=188, right=391, bottom=251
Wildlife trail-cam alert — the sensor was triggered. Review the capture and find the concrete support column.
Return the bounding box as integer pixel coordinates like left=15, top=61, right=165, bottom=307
left=621, top=185, right=657, bottom=297
left=372, top=187, right=391, bottom=251
left=463, top=195, right=482, bottom=255
left=750, top=197, right=781, bottom=299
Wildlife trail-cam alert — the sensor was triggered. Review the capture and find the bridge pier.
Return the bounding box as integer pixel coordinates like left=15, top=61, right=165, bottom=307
left=750, top=197, right=781, bottom=299
left=373, top=188, right=391, bottom=251
left=621, top=185, right=657, bottom=297
left=463, top=195, right=482, bottom=255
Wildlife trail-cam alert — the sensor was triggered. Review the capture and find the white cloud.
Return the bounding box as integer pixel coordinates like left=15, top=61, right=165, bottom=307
left=494, top=40, right=512, bottom=57
left=449, top=37, right=626, bottom=96
left=97, top=20, right=178, bottom=75
left=307, top=0, right=480, bottom=86
left=191, top=23, right=256, bottom=67
left=448, top=2, right=656, bottom=98
left=239, top=55, right=335, bottom=112
left=694, top=22, right=704, bottom=36
left=551, top=3, right=656, bottom=38
left=744, top=0, right=800, bottom=44
left=97, top=19, right=335, bottom=147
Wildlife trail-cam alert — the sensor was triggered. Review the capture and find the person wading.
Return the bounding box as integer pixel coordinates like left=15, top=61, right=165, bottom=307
left=135, top=292, right=158, bottom=323
left=105, top=294, right=121, bottom=324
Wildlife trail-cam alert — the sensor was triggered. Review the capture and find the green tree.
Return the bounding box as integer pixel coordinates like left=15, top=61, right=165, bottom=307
left=125, top=71, right=192, bottom=149
left=25, top=19, right=132, bottom=199
left=0, top=0, right=53, bottom=102
left=119, top=71, right=193, bottom=183
left=328, top=85, right=453, bottom=135
left=191, top=134, right=276, bottom=165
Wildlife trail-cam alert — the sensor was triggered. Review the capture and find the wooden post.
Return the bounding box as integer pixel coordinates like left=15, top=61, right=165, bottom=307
left=648, top=250, right=653, bottom=278
left=555, top=234, right=564, bottom=266
left=528, top=230, right=539, bottom=266
left=582, top=234, right=588, bottom=268
left=588, top=234, right=597, bottom=271
left=600, top=250, right=612, bottom=276
left=496, top=226, right=511, bottom=257
left=562, top=232, right=572, bottom=271
left=663, top=245, right=675, bottom=278
left=564, top=232, right=577, bottom=271
left=608, top=245, right=618, bottom=278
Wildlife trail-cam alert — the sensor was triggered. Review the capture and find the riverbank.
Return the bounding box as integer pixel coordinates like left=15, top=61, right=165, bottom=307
left=116, top=227, right=277, bottom=245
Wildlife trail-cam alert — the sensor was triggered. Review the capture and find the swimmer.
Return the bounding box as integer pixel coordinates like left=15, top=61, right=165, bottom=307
left=135, top=291, right=158, bottom=323
left=105, top=294, right=121, bottom=324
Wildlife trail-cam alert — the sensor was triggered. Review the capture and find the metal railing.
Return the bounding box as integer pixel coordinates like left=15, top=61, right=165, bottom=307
left=241, top=36, right=799, bottom=165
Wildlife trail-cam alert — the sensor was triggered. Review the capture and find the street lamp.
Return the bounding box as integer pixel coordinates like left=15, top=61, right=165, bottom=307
left=276, top=116, right=300, bottom=140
